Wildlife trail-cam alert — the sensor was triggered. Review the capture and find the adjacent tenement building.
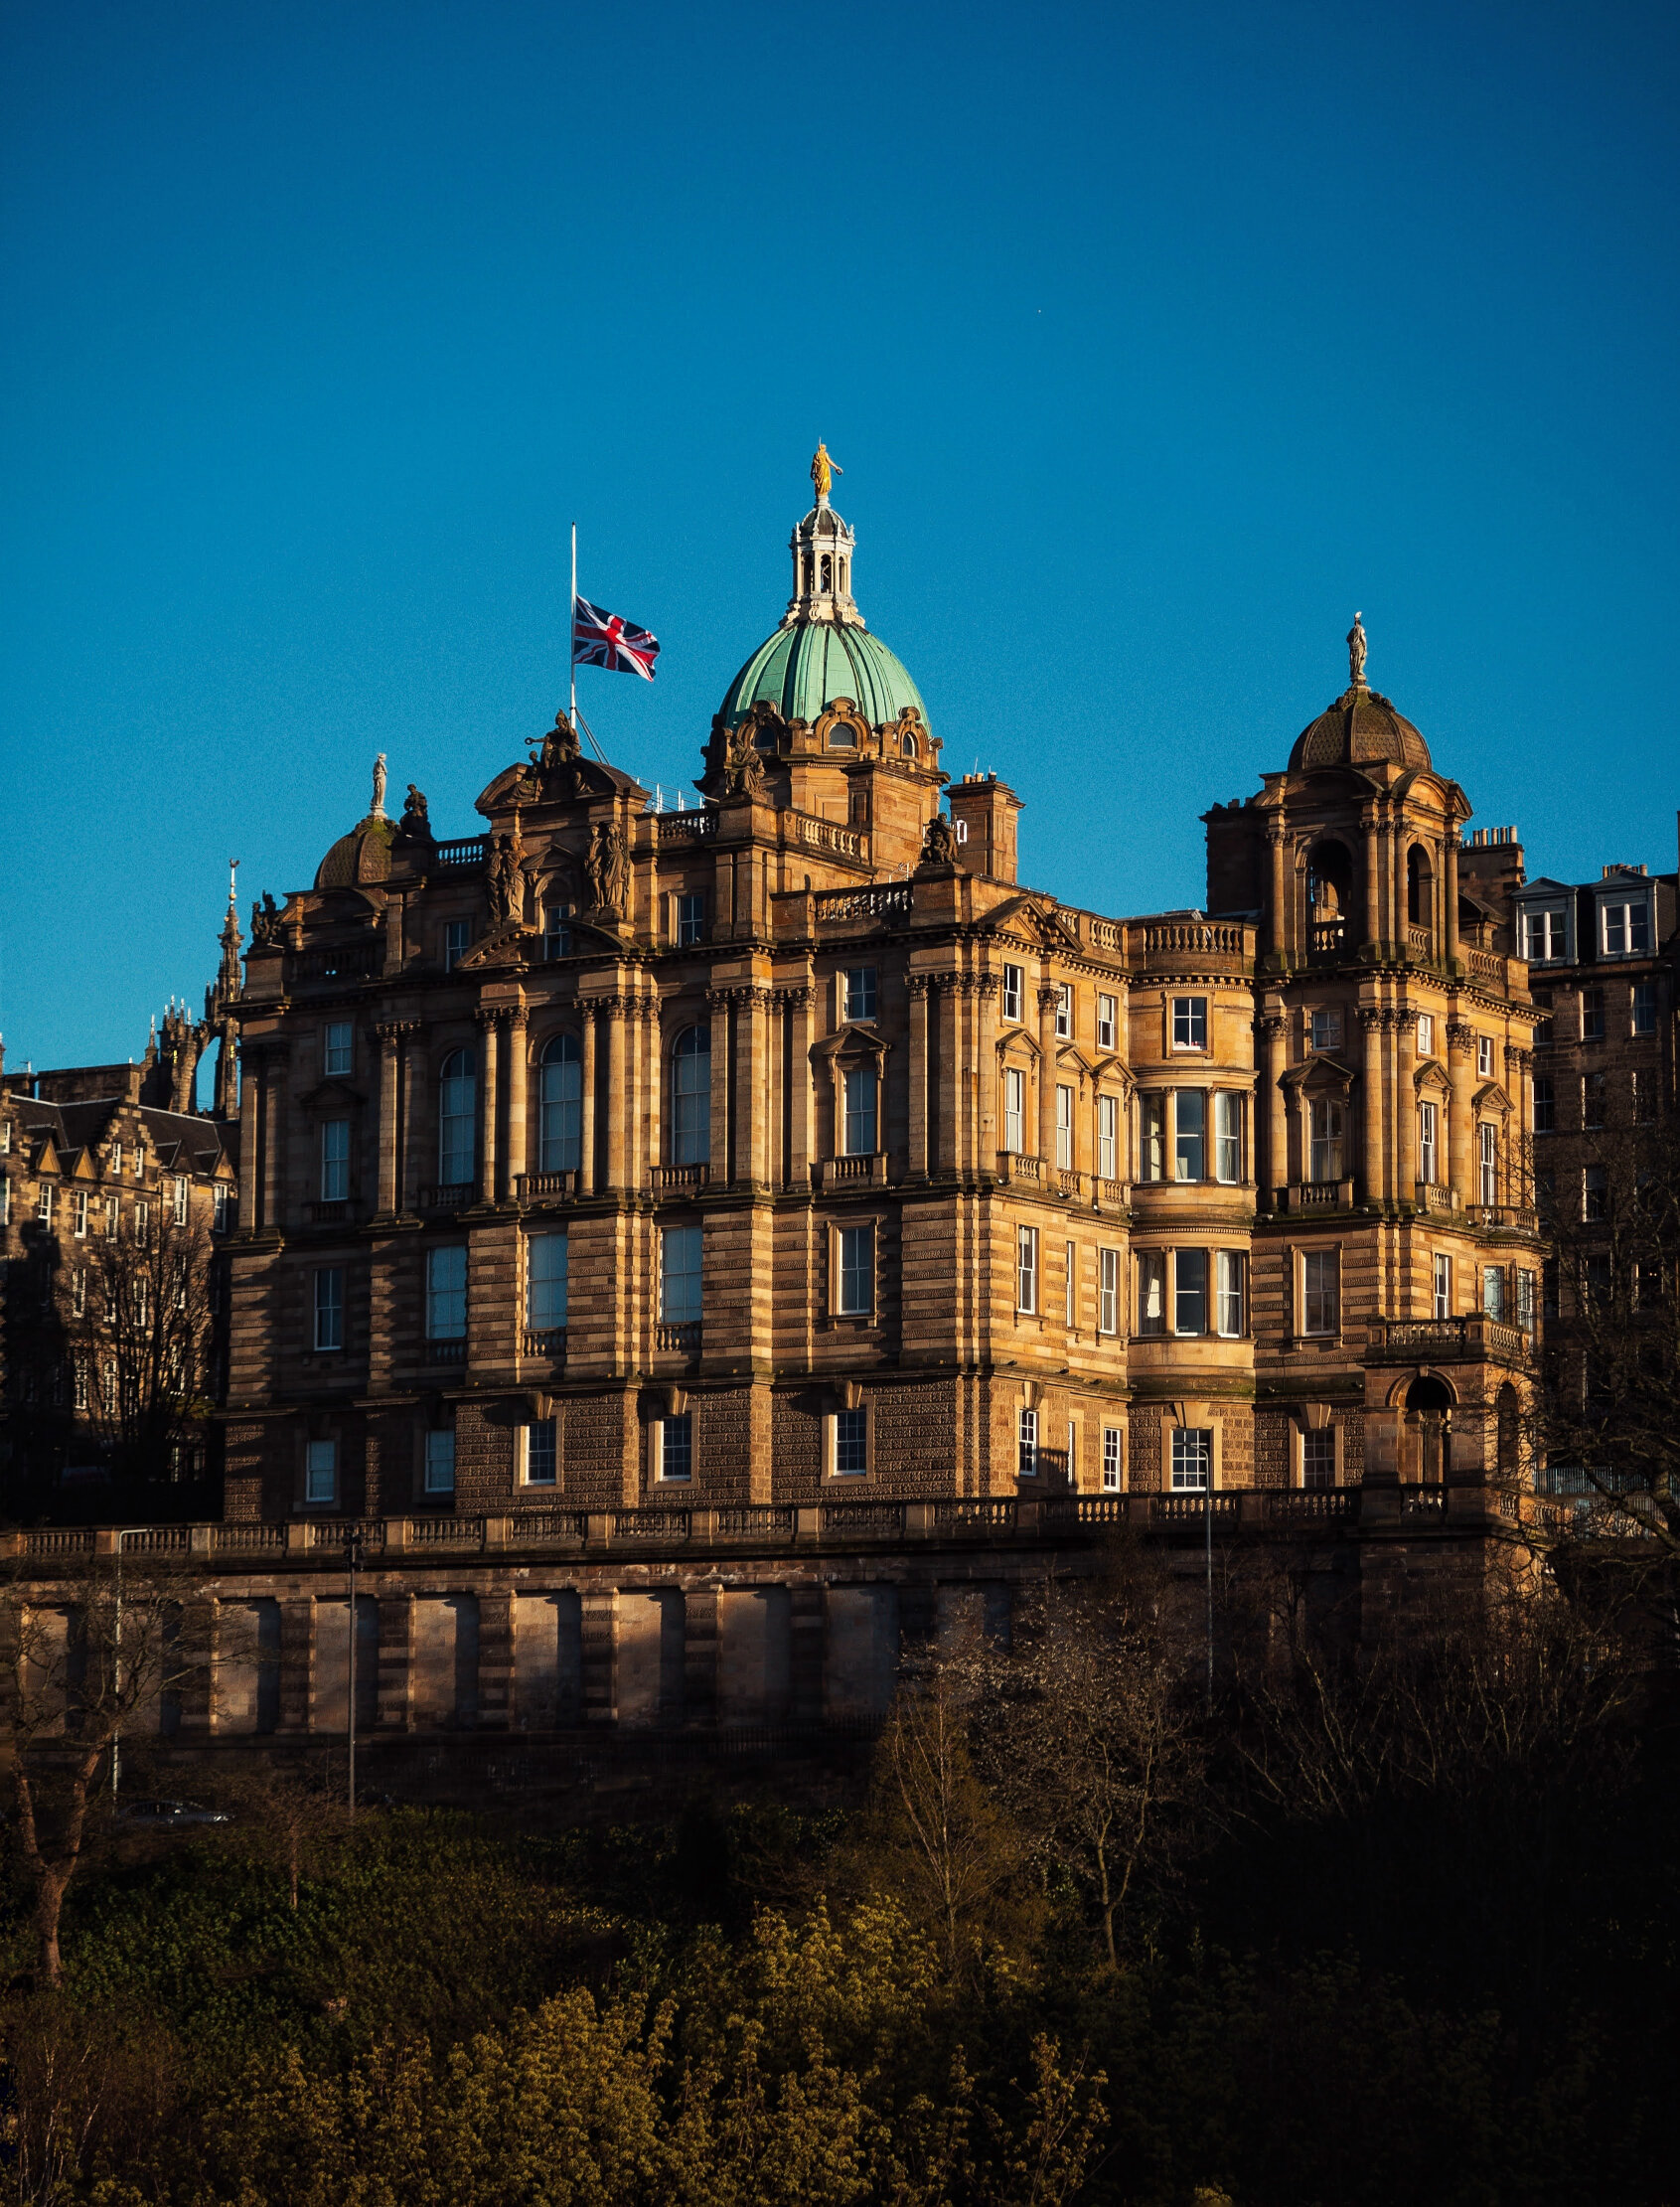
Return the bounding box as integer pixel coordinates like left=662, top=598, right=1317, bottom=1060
left=219, top=474, right=1541, bottom=1522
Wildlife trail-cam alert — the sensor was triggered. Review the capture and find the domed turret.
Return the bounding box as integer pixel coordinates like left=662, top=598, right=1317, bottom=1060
left=1287, top=613, right=1431, bottom=773
left=718, top=451, right=931, bottom=732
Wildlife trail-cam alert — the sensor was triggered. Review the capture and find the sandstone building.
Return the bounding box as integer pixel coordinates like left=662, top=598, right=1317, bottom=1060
left=215, top=480, right=1544, bottom=1525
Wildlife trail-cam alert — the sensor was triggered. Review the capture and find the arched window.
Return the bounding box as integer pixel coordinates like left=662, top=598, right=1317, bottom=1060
left=826, top=719, right=856, bottom=750
left=438, top=1049, right=476, bottom=1186
left=1407, top=844, right=1432, bottom=926
left=820, top=553, right=834, bottom=592
left=538, top=1033, right=582, bottom=1173
left=900, top=729, right=918, bottom=756
left=671, top=1027, right=711, bottom=1166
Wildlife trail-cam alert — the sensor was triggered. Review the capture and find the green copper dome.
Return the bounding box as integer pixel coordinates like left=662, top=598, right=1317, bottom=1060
left=721, top=618, right=929, bottom=731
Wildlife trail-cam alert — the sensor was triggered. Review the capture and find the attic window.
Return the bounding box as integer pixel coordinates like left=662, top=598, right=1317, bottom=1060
left=826, top=721, right=856, bottom=750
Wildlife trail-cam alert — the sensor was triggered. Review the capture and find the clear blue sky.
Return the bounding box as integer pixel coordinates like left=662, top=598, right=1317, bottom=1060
left=3, top=0, right=1676, bottom=1073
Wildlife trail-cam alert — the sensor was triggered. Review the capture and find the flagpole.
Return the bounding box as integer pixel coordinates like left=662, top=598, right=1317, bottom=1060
left=569, top=523, right=577, bottom=729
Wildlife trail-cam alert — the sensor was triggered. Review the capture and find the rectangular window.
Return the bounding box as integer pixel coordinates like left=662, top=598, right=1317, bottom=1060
left=1583, top=1165, right=1606, bottom=1221
left=1633, top=1070, right=1656, bottom=1125
left=1138, top=1250, right=1166, bottom=1336
left=660, top=1225, right=703, bottom=1324
left=1476, top=1035, right=1494, bottom=1078
left=675, top=892, right=705, bottom=949
left=1170, top=1428, right=1211, bottom=1492
left=0, top=1121, right=8, bottom=1153
left=838, top=1224, right=874, bottom=1316
left=842, top=1066, right=878, bottom=1155
left=305, top=1439, right=337, bottom=1506
left=1310, top=1096, right=1344, bottom=1182
left=1417, top=1101, right=1438, bottom=1185
left=324, top=1021, right=353, bottom=1076
left=1174, top=1090, right=1205, bottom=1181
left=426, top=1244, right=467, bottom=1340
left=1301, top=1430, right=1335, bottom=1491
left=1003, top=1067, right=1025, bottom=1155
left=1102, top=1427, right=1124, bottom=1491
left=1099, top=1247, right=1120, bottom=1336
left=73, top=1354, right=89, bottom=1412
left=1214, top=1091, right=1241, bottom=1183
left=1521, top=907, right=1566, bottom=963
left=37, top=1184, right=54, bottom=1226
left=1602, top=900, right=1649, bottom=956
left=174, top=1177, right=189, bottom=1225
left=1064, top=1240, right=1077, bottom=1328
left=1301, top=1250, right=1339, bottom=1338
left=1631, top=980, right=1658, bottom=1035
left=1482, top=1265, right=1507, bottom=1322
left=1433, top=1252, right=1451, bottom=1320
left=1216, top=1250, right=1245, bottom=1337
left=1533, top=1075, right=1554, bottom=1133
left=1017, top=1407, right=1038, bottom=1478
left=1582, top=1073, right=1605, bottom=1130
left=73, top=1189, right=87, bottom=1238
left=527, top=1232, right=569, bottom=1330
left=1478, top=1122, right=1498, bottom=1205
left=423, top=1429, right=456, bottom=1496
left=1309, top=1009, right=1342, bottom=1052
left=73, top=1266, right=86, bottom=1317
left=1001, top=963, right=1024, bottom=1023
left=1175, top=1247, right=1208, bottom=1335
left=320, top=1120, right=351, bottom=1202
left=1580, top=988, right=1604, bottom=1042
left=543, top=904, right=573, bottom=959
left=658, top=1414, right=693, bottom=1482
left=834, top=1408, right=868, bottom=1476
left=443, top=920, right=471, bottom=972
left=1016, top=1226, right=1038, bottom=1314
left=1096, top=994, right=1117, bottom=1050
left=1097, top=1093, right=1119, bottom=1181
left=136, top=1200, right=149, bottom=1237
left=213, top=1183, right=229, bottom=1233
left=105, top=1195, right=118, bottom=1235
left=110, top=1141, right=122, bottom=1175
left=525, top=1419, right=557, bottom=1486
left=0, top=1179, right=8, bottom=1226
left=1416, top=1013, right=1435, bottom=1057
left=1516, top=1269, right=1537, bottom=1335
left=1054, top=983, right=1072, bottom=1039
left=843, top=966, right=878, bottom=1023
left=1172, top=996, right=1208, bottom=1050
left=1141, top=1093, right=1165, bottom=1182
left=1055, top=1084, right=1074, bottom=1170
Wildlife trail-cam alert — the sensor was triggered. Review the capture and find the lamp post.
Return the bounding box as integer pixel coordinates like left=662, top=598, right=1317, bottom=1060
left=344, top=1523, right=365, bottom=1816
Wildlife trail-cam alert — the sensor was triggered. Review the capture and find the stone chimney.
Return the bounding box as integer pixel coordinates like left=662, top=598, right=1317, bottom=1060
left=946, top=774, right=1022, bottom=883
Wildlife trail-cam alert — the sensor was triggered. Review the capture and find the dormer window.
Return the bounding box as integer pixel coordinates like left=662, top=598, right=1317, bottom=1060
left=825, top=721, right=856, bottom=750
left=1602, top=898, right=1649, bottom=956
left=1521, top=907, right=1566, bottom=963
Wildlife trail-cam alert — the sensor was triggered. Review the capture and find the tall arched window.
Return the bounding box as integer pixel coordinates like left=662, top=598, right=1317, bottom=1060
left=438, top=1049, right=476, bottom=1185
left=671, top=1027, right=711, bottom=1166
left=820, top=552, right=834, bottom=592
left=1407, top=844, right=1432, bottom=926
left=538, top=1033, right=582, bottom=1172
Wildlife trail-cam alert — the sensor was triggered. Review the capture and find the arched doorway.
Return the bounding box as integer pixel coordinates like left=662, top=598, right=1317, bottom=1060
left=1404, top=1373, right=1453, bottom=1484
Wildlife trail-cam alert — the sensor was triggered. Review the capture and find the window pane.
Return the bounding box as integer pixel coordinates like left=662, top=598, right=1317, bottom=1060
left=426, top=1245, right=467, bottom=1339
left=835, top=1408, right=868, bottom=1475
left=1142, top=1095, right=1165, bottom=1181
left=1216, top=1250, right=1244, bottom=1337
left=843, top=1066, right=877, bottom=1155
left=676, top=893, right=705, bottom=948
left=1214, top=1092, right=1241, bottom=1182
left=1002, top=964, right=1023, bottom=1022
left=1174, top=1247, right=1207, bottom=1335
left=844, top=967, right=877, bottom=1021
left=1170, top=1428, right=1211, bottom=1491
left=660, top=1414, right=692, bottom=1481
left=1172, top=998, right=1207, bottom=1049
left=1004, top=1068, right=1025, bottom=1154
left=1138, top=1251, right=1166, bottom=1335
left=526, top=1419, right=557, bottom=1485
left=661, top=1225, right=703, bottom=1322
left=1016, top=1227, right=1038, bottom=1313
left=671, top=1028, right=711, bottom=1165
left=324, top=1023, right=353, bottom=1075
left=1099, top=1247, right=1119, bottom=1334
left=1097, top=1094, right=1118, bottom=1181
left=321, top=1119, right=350, bottom=1201
left=1301, top=1251, right=1339, bottom=1336
left=1017, top=1407, right=1038, bottom=1477
left=438, top=1050, right=476, bottom=1183
left=424, top=1430, right=456, bottom=1495
left=1102, top=1427, right=1124, bottom=1491
left=527, top=1233, right=569, bottom=1329
left=314, top=1269, right=344, bottom=1351
left=1174, top=1090, right=1205, bottom=1181
left=538, top=1034, right=582, bottom=1172
left=1301, top=1431, right=1335, bottom=1491
left=305, top=1439, right=337, bottom=1503
left=1055, top=1084, right=1074, bottom=1170
left=839, top=1225, right=873, bottom=1315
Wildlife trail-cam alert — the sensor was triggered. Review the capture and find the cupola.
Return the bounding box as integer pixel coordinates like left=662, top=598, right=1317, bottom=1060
left=1287, top=613, right=1432, bottom=773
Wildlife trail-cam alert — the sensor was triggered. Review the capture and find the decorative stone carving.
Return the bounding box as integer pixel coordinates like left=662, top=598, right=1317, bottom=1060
left=584, top=822, right=634, bottom=916
left=488, top=824, right=525, bottom=923
left=249, top=893, right=285, bottom=949
left=372, top=754, right=387, bottom=818
left=1348, top=612, right=1367, bottom=688
left=398, top=784, right=431, bottom=839
left=722, top=719, right=767, bottom=798
left=916, top=813, right=959, bottom=870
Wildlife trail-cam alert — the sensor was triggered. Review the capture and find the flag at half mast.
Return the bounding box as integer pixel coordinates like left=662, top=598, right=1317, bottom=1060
left=572, top=596, right=660, bottom=681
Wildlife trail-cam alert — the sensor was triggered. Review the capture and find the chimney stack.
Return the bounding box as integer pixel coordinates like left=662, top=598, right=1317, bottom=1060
left=946, top=773, right=1023, bottom=883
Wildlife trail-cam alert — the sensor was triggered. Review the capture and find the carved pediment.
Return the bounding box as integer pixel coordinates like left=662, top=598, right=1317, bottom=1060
left=810, top=1023, right=890, bottom=1066
left=1413, top=1058, right=1454, bottom=1099
left=1472, top=1079, right=1513, bottom=1117
left=988, top=896, right=1083, bottom=957
left=1283, top=1053, right=1358, bottom=1093
left=477, top=752, right=645, bottom=818
left=298, top=1078, right=368, bottom=1112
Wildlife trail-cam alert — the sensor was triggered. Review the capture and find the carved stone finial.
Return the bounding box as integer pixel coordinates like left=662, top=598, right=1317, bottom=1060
left=371, top=753, right=388, bottom=818
left=1347, top=611, right=1368, bottom=689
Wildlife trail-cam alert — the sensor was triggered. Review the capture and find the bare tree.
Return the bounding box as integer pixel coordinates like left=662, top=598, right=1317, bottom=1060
left=1524, top=1106, right=1680, bottom=1566
left=79, top=1207, right=220, bottom=1490
left=0, top=1557, right=221, bottom=1983
left=216, top=1759, right=349, bottom=1909
left=966, top=1550, right=1208, bottom=1968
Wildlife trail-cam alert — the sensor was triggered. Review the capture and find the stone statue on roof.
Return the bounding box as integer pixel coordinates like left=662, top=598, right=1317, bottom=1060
left=1347, top=612, right=1367, bottom=689
left=811, top=442, right=841, bottom=503
left=372, top=753, right=388, bottom=818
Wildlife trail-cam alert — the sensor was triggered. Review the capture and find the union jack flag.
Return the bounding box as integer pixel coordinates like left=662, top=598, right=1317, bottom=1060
left=571, top=595, right=660, bottom=681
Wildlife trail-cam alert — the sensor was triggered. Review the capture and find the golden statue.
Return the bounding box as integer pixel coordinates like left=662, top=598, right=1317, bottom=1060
left=811, top=441, right=842, bottom=502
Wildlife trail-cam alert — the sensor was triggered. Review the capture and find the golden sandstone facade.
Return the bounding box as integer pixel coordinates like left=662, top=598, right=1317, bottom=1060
left=222, top=493, right=1538, bottom=1527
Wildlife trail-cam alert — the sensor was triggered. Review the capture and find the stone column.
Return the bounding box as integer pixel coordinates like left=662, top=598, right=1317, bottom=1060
left=937, top=978, right=960, bottom=1177
left=375, top=1026, right=401, bottom=1215
left=505, top=1009, right=529, bottom=1198
left=737, top=987, right=768, bottom=1186
left=975, top=973, right=999, bottom=1167
left=579, top=1003, right=598, bottom=1193
left=396, top=1025, right=418, bottom=1211
left=1036, top=984, right=1058, bottom=1163
left=1358, top=1008, right=1384, bottom=1204
left=1261, top=1014, right=1288, bottom=1202
left=1397, top=1010, right=1419, bottom=1195
left=1444, top=828, right=1461, bottom=969
left=605, top=998, right=628, bottom=1189
left=1267, top=822, right=1288, bottom=964
left=1447, top=1021, right=1473, bottom=1209
left=642, top=998, right=663, bottom=1188
left=264, top=1047, right=289, bottom=1231
left=476, top=1011, right=500, bottom=1205
left=1362, top=805, right=1382, bottom=952
left=789, top=986, right=813, bottom=1187
left=708, top=991, right=732, bottom=1182
left=907, top=977, right=931, bottom=1177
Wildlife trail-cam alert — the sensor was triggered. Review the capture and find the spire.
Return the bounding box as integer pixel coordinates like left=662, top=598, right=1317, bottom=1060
left=785, top=450, right=864, bottom=630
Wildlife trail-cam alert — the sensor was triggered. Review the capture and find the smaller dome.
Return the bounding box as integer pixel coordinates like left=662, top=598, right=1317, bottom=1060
left=1289, top=685, right=1431, bottom=773
left=314, top=815, right=394, bottom=890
